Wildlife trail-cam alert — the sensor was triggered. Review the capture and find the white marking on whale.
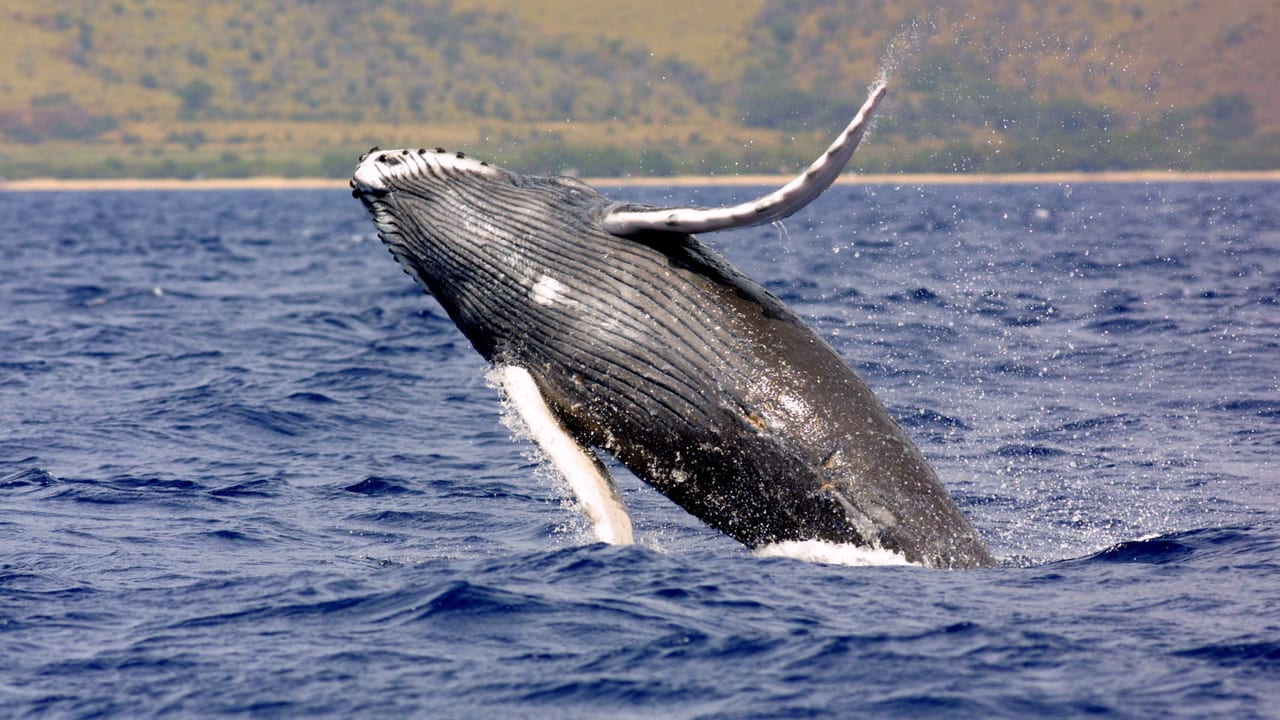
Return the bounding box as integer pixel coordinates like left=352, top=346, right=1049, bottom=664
left=530, top=275, right=568, bottom=307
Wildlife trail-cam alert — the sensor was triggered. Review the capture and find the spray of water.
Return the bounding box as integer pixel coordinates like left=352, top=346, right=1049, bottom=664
left=875, top=13, right=939, bottom=91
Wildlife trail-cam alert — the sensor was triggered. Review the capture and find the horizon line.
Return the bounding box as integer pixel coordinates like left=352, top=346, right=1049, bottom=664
left=4, top=169, right=1279, bottom=192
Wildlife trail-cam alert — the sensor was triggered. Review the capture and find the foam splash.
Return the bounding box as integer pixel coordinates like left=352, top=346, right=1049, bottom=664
left=754, top=539, right=917, bottom=567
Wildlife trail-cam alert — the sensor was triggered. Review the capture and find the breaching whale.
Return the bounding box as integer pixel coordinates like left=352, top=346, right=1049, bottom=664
left=350, top=82, right=995, bottom=569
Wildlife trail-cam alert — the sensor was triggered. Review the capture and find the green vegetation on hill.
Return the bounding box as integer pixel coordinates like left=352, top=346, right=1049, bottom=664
left=0, top=0, right=1276, bottom=179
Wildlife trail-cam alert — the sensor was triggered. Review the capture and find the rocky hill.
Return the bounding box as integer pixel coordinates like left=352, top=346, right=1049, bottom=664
left=1, top=0, right=1275, bottom=179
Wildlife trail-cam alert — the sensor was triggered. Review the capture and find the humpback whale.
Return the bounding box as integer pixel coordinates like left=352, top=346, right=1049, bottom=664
left=351, top=82, right=995, bottom=569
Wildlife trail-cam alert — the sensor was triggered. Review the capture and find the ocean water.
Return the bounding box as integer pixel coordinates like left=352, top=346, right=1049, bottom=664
left=1, top=180, right=1277, bottom=718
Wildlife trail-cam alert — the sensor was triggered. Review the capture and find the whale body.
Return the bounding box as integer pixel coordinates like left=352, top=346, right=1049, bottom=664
left=350, top=82, right=995, bottom=569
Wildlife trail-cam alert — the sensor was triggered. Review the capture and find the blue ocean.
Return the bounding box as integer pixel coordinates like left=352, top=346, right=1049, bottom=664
left=2, top=179, right=1277, bottom=718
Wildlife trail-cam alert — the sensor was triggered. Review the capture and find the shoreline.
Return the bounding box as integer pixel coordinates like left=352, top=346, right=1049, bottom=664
left=3, top=169, right=1279, bottom=192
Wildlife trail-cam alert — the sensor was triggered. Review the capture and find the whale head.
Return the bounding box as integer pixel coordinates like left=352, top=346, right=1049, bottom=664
left=351, top=147, right=620, bottom=359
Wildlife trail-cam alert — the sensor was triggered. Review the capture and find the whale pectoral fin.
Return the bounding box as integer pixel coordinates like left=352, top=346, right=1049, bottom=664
left=496, top=365, right=634, bottom=545
left=600, top=82, right=886, bottom=237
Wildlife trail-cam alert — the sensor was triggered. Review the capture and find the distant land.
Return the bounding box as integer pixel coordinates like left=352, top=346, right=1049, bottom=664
left=1, top=0, right=1277, bottom=180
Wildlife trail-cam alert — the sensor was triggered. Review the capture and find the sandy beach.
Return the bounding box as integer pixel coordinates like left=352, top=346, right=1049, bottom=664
left=3, top=170, right=1278, bottom=192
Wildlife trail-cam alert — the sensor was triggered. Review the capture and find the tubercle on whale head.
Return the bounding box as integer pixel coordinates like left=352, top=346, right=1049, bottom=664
left=350, top=146, right=512, bottom=199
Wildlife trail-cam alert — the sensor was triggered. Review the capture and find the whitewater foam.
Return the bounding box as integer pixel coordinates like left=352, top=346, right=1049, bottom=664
left=754, top=539, right=916, bottom=567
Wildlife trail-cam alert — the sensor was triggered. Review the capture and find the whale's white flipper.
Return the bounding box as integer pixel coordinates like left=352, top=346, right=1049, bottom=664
left=497, top=365, right=634, bottom=545
left=600, top=82, right=886, bottom=236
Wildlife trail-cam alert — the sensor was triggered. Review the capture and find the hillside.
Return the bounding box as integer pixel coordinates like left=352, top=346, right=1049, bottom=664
left=0, top=0, right=1276, bottom=179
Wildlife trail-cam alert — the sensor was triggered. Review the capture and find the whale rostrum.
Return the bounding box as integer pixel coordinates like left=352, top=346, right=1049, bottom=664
left=351, top=81, right=996, bottom=569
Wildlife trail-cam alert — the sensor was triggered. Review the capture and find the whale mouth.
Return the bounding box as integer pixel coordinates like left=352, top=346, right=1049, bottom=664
left=350, top=146, right=510, bottom=200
